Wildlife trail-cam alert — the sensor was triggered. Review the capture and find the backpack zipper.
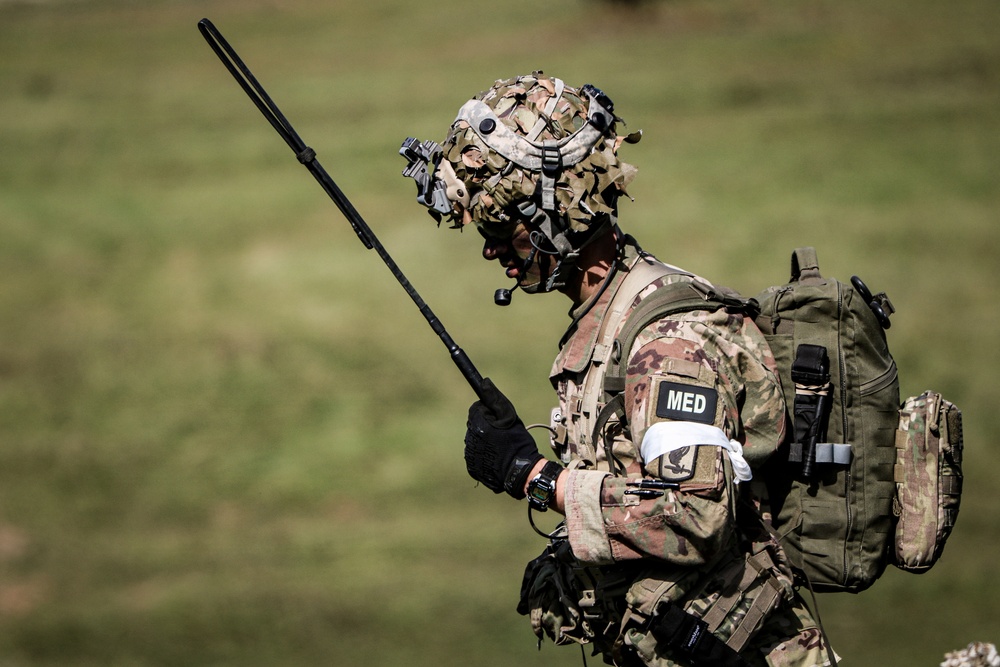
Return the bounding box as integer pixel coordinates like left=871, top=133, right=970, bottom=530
left=859, top=360, right=898, bottom=396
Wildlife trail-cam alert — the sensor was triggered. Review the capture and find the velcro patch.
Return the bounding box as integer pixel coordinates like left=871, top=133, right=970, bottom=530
left=654, top=445, right=697, bottom=482
left=648, top=444, right=723, bottom=487
left=655, top=382, right=718, bottom=425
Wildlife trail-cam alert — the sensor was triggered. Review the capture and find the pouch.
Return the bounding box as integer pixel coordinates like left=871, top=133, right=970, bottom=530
left=893, top=391, right=964, bottom=572
left=616, top=547, right=789, bottom=666
left=517, top=539, right=594, bottom=647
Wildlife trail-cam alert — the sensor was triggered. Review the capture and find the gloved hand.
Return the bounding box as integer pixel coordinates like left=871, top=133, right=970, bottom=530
left=464, top=377, right=544, bottom=498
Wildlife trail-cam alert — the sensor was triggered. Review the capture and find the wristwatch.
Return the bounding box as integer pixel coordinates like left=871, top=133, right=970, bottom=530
left=526, top=460, right=563, bottom=512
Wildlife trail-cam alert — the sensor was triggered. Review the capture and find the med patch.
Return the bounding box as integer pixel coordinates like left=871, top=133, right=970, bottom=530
left=655, top=381, right=718, bottom=425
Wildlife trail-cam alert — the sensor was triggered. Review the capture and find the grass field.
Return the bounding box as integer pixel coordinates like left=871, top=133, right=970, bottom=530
left=1, top=0, right=998, bottom=665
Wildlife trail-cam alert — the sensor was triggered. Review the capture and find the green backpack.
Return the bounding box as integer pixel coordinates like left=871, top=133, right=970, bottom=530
left=752, top=247, right=963, bottom=593
left=601, top=247, right=964, bottom=594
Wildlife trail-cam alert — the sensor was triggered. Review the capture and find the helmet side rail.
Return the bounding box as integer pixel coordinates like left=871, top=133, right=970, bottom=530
left=196, top=18, right=488, bottom=402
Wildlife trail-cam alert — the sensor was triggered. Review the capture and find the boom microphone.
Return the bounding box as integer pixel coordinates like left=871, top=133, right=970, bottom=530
left=494, top=282, right=517, bottom=306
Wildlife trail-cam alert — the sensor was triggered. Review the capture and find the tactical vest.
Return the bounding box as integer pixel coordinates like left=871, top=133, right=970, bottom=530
left=541, top=254, right=795, bottom=662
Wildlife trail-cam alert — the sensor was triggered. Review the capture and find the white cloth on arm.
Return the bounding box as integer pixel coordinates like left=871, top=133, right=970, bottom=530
left=639, top=421, right=753, bottom=483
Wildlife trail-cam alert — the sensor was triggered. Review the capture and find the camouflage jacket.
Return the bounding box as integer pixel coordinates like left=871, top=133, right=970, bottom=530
left=548, top=249, right=787, bottom=568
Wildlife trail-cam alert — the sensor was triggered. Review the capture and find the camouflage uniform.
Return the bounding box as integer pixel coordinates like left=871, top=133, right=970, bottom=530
left=522, top=247, right=836, bottom=667
left=398, top=71, right=836, bottom=666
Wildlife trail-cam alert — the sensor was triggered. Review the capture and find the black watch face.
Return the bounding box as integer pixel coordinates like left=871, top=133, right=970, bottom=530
left=528, top=462, right=560, bottom=510
left=528, top=477, right=555, bottom=510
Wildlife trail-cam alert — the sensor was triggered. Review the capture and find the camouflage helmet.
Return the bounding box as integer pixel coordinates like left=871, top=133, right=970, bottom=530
left=401, top=72, right=640, bottom=293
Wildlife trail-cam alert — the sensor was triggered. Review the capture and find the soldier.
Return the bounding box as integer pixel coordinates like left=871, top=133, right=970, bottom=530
left=401, top=72, right=836, bottom=667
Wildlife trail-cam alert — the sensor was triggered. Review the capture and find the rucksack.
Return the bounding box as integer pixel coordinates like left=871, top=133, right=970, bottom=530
left=602, top=247, right=964, bottom=594
left=755, top=248, right=965, bottom=592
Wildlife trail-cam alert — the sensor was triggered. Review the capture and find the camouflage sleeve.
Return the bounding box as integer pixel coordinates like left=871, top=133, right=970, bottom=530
left=564, top=308, right=786, bottom=566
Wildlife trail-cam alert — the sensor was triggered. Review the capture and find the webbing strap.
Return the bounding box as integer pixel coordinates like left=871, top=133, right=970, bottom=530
left=791, top=247, right=822, bottom=282
left=525, top=78, right=565, bottom=143
left=576, top=257, right=676, bottom=454
left=699, top=551, right=780, bottom=652
left=793, top=442, right=852, bottom=465
left=591, top=257, right=676, bottom=367
left=557, top=255, right=676, bottom=469
left=539, top=141, right=562, bottom=211
left=729, top=552, right=784, bottom=652
left=727, top=577, right=782, bottom=652
left=590, top=393, right=626, bottom=462
left=940, top=475, right=963, bottom=495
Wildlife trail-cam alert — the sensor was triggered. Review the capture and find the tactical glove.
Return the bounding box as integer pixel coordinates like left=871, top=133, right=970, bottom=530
left=464, top=378, right=544, bottom=498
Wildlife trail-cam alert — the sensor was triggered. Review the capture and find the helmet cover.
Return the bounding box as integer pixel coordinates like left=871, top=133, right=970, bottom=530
left=408, top=72, right=640, bottom=241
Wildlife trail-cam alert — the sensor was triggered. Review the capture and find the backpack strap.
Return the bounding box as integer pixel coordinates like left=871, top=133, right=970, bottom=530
left=574, top=257, right=680, bottom=462
left=590, top=256, right=680, bottom=377
left=592, top=278, right=756, bottom=447
left=603, top=281, right=755, bottom=396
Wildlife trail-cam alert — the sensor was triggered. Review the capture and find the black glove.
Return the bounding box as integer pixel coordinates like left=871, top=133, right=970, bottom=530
left=464, top=377, right=543, bottom=498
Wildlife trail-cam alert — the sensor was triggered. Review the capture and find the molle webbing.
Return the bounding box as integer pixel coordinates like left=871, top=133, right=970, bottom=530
left=651, top=603, right=751, bottom=667
left=699, top=550, right=785, bottom=652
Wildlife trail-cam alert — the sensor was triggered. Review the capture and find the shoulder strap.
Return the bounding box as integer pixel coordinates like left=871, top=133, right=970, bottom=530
left=603, top=280, right=754, bottom=395
left=573, top=257, right=680, bottom=458
left=591, top=257, right=679, bottom=368
left=590, top=277, right=754, bottom=450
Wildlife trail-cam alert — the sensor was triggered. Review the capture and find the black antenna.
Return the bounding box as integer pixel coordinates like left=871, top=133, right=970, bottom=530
left=197, top=18, right=487, bottom=400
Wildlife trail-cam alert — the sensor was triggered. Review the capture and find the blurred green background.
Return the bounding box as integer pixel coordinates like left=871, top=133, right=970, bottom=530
left=1, top=0, right=997, bottom=664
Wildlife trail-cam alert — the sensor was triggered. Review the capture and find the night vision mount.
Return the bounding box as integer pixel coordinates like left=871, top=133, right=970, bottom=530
left=399, top=138, right=451, bottom=220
